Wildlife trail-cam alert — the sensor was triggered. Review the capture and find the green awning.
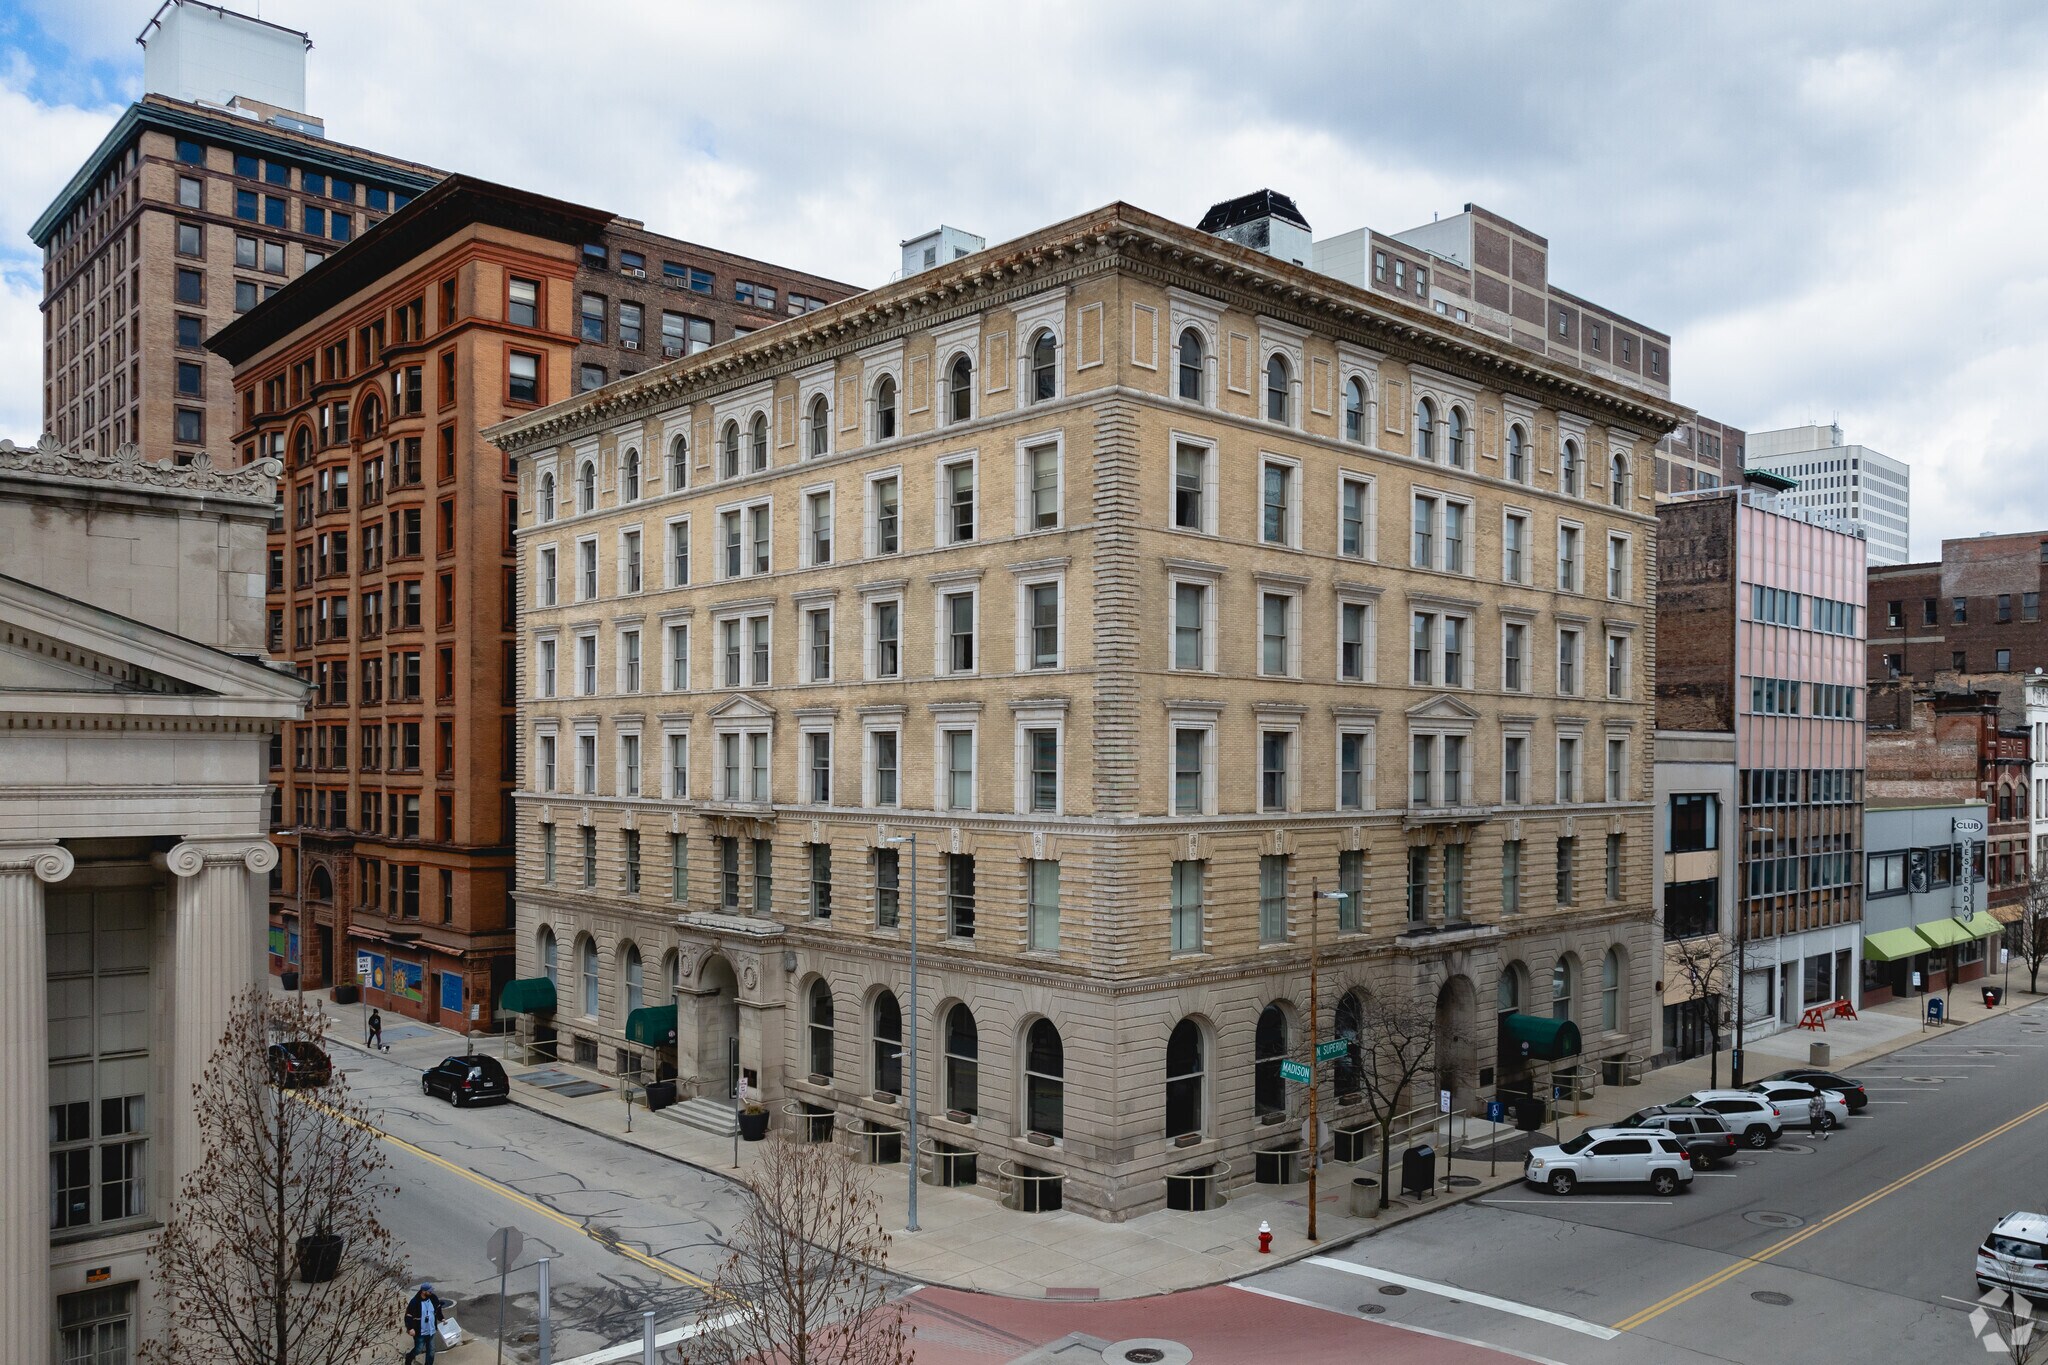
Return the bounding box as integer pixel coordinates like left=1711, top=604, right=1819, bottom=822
left=1500, top=1012, right=1582, bottom=1062
left=1862, top=927, right=1929, bottom=963
left=1959, top=911, right=2004, bottom=940
left=1914, top=918, right=1971, bottom=950
left=625, top=1004, right=678, bottom=1048
left=499, top=977, right=557, bottom=1015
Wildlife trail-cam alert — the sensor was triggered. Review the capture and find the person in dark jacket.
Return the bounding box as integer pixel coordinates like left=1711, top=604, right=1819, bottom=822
left=368, top=1009, right=385, bottom=1051
left=1806, top=1089, right=1830, bottom=1141
left=403, top=1282, right=448, bottom=1363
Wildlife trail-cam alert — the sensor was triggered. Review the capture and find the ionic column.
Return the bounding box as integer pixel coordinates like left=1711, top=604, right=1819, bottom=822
left=161, top=839, right=278, bottom=1181
left=0, top=843, right=74, bottom=1355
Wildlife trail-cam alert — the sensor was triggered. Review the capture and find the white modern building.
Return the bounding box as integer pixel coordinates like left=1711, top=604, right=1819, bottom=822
left=2027, top=675, right=2048, bottom=870
left=0, top=435, right=303, bottom=1362
left=1746, top=424, right=1911, bottom=565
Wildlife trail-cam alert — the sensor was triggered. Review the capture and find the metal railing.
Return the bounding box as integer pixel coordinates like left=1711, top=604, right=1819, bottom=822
left=997, top=1160, right=1064, bottom=1213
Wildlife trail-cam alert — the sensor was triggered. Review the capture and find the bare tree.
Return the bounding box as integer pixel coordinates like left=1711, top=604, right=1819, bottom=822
left=2020, top=871, right=2048, bottom=995
left=1347, top=983, right=1436, bottom=1211
left=679, top=1135, right=912, bottom=1365
left=1663, top=931, right=1735, bottom=1089
left=144, top=988, right=399, bottom=1365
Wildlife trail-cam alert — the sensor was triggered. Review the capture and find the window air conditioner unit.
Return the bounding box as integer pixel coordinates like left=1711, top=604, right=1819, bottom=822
left=623, top=339, right=639, bottom=350
left=662, top=343, right=682, bottom=358
left=621, top=267, right=647, bottom=278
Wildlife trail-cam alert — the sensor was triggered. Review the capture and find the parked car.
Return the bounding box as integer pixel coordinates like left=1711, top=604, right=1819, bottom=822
left=1978, top=1212, right=2048, bottom=1301
left=267, top=1041, right=332, bottom=1089
left=1616, top=1106, right=1742, bottom=1168
left=1525, top=1128, right=1694, bottom=1196
left=421, top=1054, right=510, bottom=1107
left=1748, top=1080, right=1849, bottom=1130
left=1760, top=1067, right=1869, bottom=1113
left=1669, top=1090, right=1784, bottom=1148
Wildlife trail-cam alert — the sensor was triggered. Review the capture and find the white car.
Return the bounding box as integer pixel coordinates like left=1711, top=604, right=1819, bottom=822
left=1670, top=1090, right=1785, bottom=1149
left=1978, top=1212, right=2048, bottom=1301
left=1524, top=1127, right=1695, bottom=1197
left=1748, top=1080, right=1849, bottom=1130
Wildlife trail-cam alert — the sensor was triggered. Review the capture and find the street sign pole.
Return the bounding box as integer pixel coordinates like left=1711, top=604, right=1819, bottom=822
left=1307, top=878, right=1320, bottom=1243
left=537, top=1255, right=552, bottom=1365
left=485, top=1226, right=523, bottom=1365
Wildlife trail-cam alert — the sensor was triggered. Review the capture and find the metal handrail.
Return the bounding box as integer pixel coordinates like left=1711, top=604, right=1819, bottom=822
left=996, top=1160, right=1064, bottom=1212
left=916, top=1136, right=979, bottom=1187
left=778, top=1100, right=834, bottom=1143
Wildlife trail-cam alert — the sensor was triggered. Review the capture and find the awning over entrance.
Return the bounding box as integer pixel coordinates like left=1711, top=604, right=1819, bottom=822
left=499, top=977, right=557, bottom=1015
left=625, top=1003, right=678, bottom=1048
left=1913, top=918, right=1972, bottom=950
left=1958, top=910, right=2005, bottom=939
left=1862, top=927, right=1928, bottom=963
left=1500, top=1012, right=1582, bottom=1062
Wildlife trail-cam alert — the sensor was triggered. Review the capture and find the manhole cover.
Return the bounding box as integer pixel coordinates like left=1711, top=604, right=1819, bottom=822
left=1358, top=1303, right=1387, bottom=1315
left=1734, top=1159, right=1758, bottom=1167
left=1750, top=1290, right=1794, bottom=1306
left=1773, top=1143, right=1813, bottom=1154
left=1894, top=1076, right=1946, bottom=1084
left=1379, top=1284, right=1408, bottom=1296
left=1102, top=1343, right=1191, bottom=1365
left=1745, top=1211, right=1806, bottom=1228
left=1123, top=1352, right=1164, bottom=1364
left=1446, top=1175, right=1481, bottom=1187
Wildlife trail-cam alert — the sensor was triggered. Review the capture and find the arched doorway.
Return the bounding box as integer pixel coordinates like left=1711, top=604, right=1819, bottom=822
left=692, top=955, right=740, bottom=1099
left=306, top=862, right=335, bottom=989
left=1435, top=975, right=1478, bottom=1107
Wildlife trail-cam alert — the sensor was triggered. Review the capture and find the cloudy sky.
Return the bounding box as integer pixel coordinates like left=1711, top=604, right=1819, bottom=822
left=5, top=0, right=2046, bottom=557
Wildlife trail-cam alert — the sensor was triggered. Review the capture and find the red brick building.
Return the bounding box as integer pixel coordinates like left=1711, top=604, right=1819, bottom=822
left=1869, top=531, right=2048, bottom=693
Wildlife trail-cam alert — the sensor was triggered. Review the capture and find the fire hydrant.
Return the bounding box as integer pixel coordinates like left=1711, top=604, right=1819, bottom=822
left=1257, top=1220, right=1273, bottom=1254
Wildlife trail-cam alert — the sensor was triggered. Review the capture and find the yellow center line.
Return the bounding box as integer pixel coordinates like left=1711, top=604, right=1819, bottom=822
left=1612, top=1097, right=2048, bottom=1333
left=299, top=1094, right=717, bottom=1292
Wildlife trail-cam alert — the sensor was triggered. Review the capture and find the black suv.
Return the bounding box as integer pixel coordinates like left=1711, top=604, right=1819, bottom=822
left=1618, top=1106, right=1741, bottom=1168
left=1760, top=1068, right=1868, bottom=1113
left=267, top=1041, right=333, bottom=1089
left=421, top=1054, right=510, bottom=1107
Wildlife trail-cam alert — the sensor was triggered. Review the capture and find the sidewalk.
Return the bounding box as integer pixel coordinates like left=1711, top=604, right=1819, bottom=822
left=288, top=978, right=2046, bottom=1302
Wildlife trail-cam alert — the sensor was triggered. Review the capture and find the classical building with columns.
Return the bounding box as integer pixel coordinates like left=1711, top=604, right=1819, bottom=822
left=0, top=435, right=303, bottom=1360
left=489, top=197, right=1684, bottom=1220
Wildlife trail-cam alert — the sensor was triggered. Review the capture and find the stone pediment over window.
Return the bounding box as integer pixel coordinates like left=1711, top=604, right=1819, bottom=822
left=1405, top=693, right=1482, bottom=723
left=706, top=693, right=775, bottom=722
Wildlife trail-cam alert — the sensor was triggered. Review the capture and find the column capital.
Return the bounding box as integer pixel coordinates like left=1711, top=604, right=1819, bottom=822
left=161, top=838, right=280, bottom=878
left=0, top=842, right=74, bottom=884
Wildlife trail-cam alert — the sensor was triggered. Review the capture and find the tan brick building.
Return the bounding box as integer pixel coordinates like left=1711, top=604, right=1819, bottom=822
left=490, top=199, right=1685, bottom=1218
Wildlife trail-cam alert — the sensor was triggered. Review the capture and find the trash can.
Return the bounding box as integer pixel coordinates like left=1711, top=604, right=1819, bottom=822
left=1514, top=1096, right=1546, bottom=1132
left=1349, top=1176, right=1381, bottom=1218
left=1400, top=1144, right=1435, bottom=1198
left=1984, top=986, right=2005, bottom=1008
left=1808, top=1041, right=1831, bottom=1069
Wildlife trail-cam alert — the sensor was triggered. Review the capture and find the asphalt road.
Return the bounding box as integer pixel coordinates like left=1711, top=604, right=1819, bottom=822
left=1249, top=999, right=2048, bottom=1364
left=337, top=1043, right=750, bottom=1362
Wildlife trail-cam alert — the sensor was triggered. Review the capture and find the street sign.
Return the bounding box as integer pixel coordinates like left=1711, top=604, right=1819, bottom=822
left=356, top=953, right=372, bottom=978
left=1439, top=1088, right=1453, bottom=1114
left=1953, top=817, right=1986, bottom=835
left=1315, top=1039, right=1350, bottom=1063
left=1485, top=1099, right=1506, bottom=1124
left=486, top=1226, right=523, bottom=1276
left=1279, top=1059, right=1312, bottom=1084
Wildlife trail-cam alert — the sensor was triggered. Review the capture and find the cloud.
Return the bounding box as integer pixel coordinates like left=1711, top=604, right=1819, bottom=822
left=7, top=0, right=2048, bottom=553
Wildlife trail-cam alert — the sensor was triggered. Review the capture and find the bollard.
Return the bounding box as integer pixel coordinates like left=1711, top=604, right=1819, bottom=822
left=642, top=1309, right=657, bottom=1365
left=1257, top=1219, right=1273, bottom=1254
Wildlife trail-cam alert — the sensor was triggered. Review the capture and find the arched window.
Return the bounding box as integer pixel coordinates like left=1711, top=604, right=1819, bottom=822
left=665, top=950, right=680, bottom=1001
left=1507, top=424, right=1528, bottom=483
left=538, top=926, right=557, bottom=983
left=1561, top=439, right=1581, bottom=496
left=2002, top=784, right=2014, bottom=821
left=293, top=428, right=312, bottom=468
left=1416, top=397, right=1437, bottom=462
left=576, top=461, right=596, bottom=513
left=1254, top=1003, right=1289, bottom=1117
left=622, top=943, right=643, bottom=1016
left=668, top=434, right=688, bottom=489
left=308, top=864, right=334, bottom=901
left=1602, top=946, right=1624, bottom=1031
left=1177, top=329, right=1205, bottom=403
left=621, top=447, right=640, bottom=503
left=943, top=1003, right=979, bottom=1115
left=1265, top=353, right=1291, bottom=423
left=1343, top=377, right=1367, bottom=443
left=1030, top=330, right=1057, bottom=403
left=1025, top=1019, right=1064, bottom=1138
left=720, top=420, right=741, bottom=479
left=578, top=935, right=598, bottom=1017
left=1333, top=990, right=1364, bottom=1099
left=1448, top=406, right=1468, bottom=469
left=1551, top=956, right=1576, bottom=1022
left=947, top=355, right=973, bottom=424
left=749, top=412, right=768, bottom=472
left=1165, top=1018, right=1205, bottom=1138
left=1497, top=962, right=1526, bottom=1016
left=807, top=394, right=829, bottom=459
left=359, top=393, right=383, bottom=439
left=872, top=990, right=903, bottom=1095
left=1610, top=452, right=1629, bottom=507
left=807, top=980, right=834, bottom=1078
left=873, top=375, right=898, bottom=440
left=537, top=471, right=555, bottom=522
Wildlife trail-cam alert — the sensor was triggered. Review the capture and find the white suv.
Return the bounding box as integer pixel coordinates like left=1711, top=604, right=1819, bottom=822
left=1672, top=1090, right=1784, bottom=1148
left=1978, top=1212, right=2048, bottom=1301
left=1749, top=1080, right=1848, bottom=1130
left=1524, top=1127, right=1695, bottom=1196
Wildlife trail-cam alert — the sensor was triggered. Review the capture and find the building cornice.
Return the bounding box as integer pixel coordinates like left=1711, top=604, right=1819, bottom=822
left=0, top=434, right=280, bottom=508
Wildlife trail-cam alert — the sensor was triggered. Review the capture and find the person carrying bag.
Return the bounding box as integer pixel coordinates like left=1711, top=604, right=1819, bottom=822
left=404, top=1282, right=454, bottom=1361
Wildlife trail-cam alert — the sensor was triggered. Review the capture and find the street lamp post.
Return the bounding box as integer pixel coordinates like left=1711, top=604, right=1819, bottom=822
left=1734, top=824, right=1774, bottom=1089
left=886, top=833, right=920, bottom=1233
left=1308, top=885, right=1348, bottom=1243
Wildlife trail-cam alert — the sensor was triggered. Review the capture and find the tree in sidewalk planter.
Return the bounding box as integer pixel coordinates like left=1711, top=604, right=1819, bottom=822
left=1662, top=929, right=1773, bottom=1090
left=143, top=988, right=400, bottom=1365
left=678, top=1135, right=913, bottom=1365
left=1343, top=979, right=1436, bottom=1212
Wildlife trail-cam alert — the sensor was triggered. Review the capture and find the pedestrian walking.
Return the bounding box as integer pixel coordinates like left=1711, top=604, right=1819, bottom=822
left=368, top=1009, right=384, bottom=1052
left=402, top=1282, right=448, bottom=1364
left=1807, top=1090, right=1829, bottom=1141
